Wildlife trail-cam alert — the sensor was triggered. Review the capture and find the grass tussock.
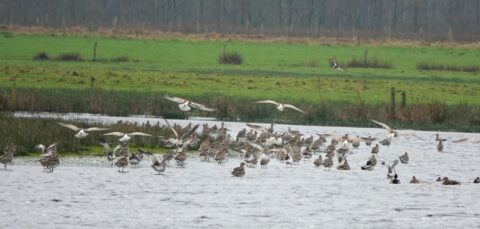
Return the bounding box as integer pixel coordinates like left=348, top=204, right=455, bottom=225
left=33, top=51, right=49, bottom=61
left=346, top=58, right=392, bottom=69
left=416, top=62, right=480, bottom=73
left=218, top=52, right=243, bottom=65
left=56, top=53, right=83, bottom=61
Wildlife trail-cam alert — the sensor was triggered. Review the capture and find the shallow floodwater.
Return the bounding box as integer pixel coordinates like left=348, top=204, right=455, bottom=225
left=2, top=112, right=480, bottom=228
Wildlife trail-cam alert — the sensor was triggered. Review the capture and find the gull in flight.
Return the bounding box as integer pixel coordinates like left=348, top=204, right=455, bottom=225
left=254, top=100, right=306, bottom=114
left=165, top=95, right=217, bottom=112
left=58, top=122, right=108, bottom=138
left=370, top=119, right=423, bottom=141
left=103, top=131, right=152, bottom=143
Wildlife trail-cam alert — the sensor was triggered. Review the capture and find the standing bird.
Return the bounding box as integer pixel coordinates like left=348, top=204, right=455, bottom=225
left=151, top=155, right=166, bottom=175
left=36, top=143, right=60, bottom=173
left=231, top=162, right=246, bottom=177
left=437, top=139, right=445, bottom=152
left=164, top=95, right=217, bottom=118
left=371, top=144, right=379, bottom=154
left=313, top=155, right=323, bottom=167
left=130, top=149, right=152, bottom=167
left=254, top=100, right=306, bottom=114
left=399, top=152, right=409, bottom=164
left=115, top=156, right=129, bottom=173
left=57, top=122, right=107, bottom=139
left=322, top=156, right=334, bottom=170
left=0, top=144, right=16, bottom=169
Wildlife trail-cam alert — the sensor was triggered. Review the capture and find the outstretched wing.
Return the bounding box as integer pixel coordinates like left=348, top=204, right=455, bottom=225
left=180, top=124, right=199, bottom=140
left=103, top=132, right=125, bottom=137
left=283, top=104, right=306, bottom=114
left=370, top=119, right=394, bottom=132
left=452, top=138, right=480, bottom=144
left=57, top=122, right=80, bottom=131
left=97, top=139, right=111, bottom=152
left=254, top=100, right=280, bottom=106
left=129, top=132, right=152, bottom=137
left=163, top=118, right=178, bottom=139
left=189, top=101, right=217, bottom=112
left=46, top=143, right=58, bottom=155
left=84, top=127, right=108, bottom=132
left=246, top=123, right=269, bottom=133
left=245, top=141, right=264, bottom=152
left=164, top=95, right=188, bottom=104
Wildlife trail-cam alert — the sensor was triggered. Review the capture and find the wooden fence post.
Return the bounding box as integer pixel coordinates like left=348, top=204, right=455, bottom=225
left=90, top=76, right=95, bottom=112
left=391, top=87, right=396, bottom=120
left=11, top=75, right=17, bottom=111
left=401, top=91, right=406, bottom=108
left=92, top=42, right=97, bottom=62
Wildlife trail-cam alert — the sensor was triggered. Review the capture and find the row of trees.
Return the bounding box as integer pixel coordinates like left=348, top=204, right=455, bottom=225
left=1, top=0, right=479, bottom=41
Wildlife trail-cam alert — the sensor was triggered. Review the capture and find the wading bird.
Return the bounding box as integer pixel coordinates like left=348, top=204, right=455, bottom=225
left=0, top=144, right=16, bottom=169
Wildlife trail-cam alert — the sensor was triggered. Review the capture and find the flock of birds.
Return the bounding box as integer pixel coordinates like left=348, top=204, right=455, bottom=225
left=1, top=96, right=479, bottom=186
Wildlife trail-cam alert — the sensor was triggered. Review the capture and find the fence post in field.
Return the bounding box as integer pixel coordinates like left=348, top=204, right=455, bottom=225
left=390, top=87, right=396, bottom=120
left=90, top=76, right=96, bottom=112
left=11, top=75, right=17, bottom=111
left=401, top=91, right=406, bottom=108
left=93, top=42, right=97, bottom=62
left=363, top=49, right=368, bottom=66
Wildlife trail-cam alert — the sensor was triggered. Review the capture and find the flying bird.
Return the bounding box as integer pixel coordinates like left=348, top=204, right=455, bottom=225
left=330, top=57, right=343, bottom=71
left=370, top=119, right=423, bottom=140
left=254, top=100, right=306, bottom=114
left=103, top=131, right=152, bottom=142
left=58, top=122, right=107, bottom=138
left=164, top=95, right=217, bottom=112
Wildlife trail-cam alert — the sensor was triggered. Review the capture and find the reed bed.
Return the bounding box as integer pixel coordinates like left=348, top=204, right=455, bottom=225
left=1, top=87, right=479, bottom=133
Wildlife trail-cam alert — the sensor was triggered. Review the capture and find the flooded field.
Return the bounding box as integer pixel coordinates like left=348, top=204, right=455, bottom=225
left=1, top=112, right=480, bottom=228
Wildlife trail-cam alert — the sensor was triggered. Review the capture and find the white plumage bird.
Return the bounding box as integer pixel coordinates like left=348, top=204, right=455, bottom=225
left=57, top=122, right=107, bottom=138
left=164, top=95, right=217, bottom=112
left=254, top=100, right=306, bottom=114
left=103, top=131, right=152, bottom=142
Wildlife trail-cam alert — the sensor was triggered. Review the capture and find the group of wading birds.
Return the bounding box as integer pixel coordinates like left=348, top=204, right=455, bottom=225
left=1, top=95, right=479, bottom=186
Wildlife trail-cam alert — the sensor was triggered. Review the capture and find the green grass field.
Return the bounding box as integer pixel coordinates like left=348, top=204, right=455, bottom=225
left=1, top=33, right=479, bottom=105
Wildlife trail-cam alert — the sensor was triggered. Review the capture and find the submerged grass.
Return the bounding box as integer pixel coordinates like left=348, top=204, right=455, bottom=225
left=0, top=114, right=195, bottom=156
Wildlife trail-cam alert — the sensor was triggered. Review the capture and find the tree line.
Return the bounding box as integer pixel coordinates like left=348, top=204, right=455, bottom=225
left=1, top=0, right=479, bottom=42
